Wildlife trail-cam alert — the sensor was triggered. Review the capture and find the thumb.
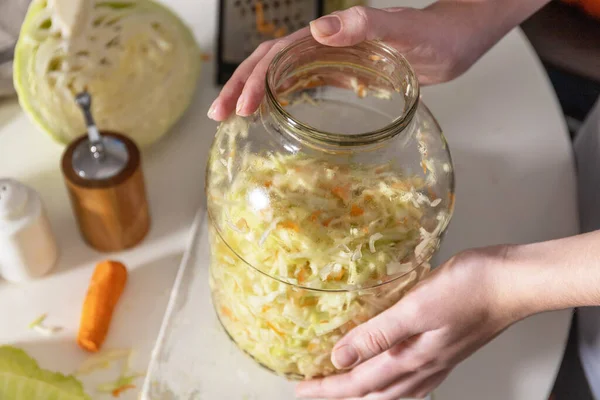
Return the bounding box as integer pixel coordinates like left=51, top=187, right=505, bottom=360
left=330, top=300, right=418, bottom=369
left=309, top=6, right=409, bottom=47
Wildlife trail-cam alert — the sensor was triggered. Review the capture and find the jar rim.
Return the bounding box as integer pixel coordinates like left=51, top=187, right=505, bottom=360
left=264, top=36, right=421, bottom=147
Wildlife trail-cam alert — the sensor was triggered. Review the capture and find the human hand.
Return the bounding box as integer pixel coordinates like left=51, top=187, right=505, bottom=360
left=208, top=3, right=495, bottom=122
left=296, top=246, right=527, bottom=399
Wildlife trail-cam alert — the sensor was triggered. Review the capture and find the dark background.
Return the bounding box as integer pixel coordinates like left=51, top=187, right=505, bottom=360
left=521, top=2, right=600, bottom=399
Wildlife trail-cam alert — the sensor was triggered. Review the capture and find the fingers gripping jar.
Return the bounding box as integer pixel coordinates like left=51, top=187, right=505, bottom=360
left=206, top=37, right=455, bottom=380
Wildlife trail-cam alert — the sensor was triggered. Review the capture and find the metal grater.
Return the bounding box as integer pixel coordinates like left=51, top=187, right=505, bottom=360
left=217, top=0, right=325, bottom=85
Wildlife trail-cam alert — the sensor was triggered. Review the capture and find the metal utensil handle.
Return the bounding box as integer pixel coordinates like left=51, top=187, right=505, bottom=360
left=75, top=91, right=104, bottom=157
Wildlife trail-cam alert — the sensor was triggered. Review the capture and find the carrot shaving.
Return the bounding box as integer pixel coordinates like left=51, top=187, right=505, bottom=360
left=261, top=305, right=271, bottom=313
left=112, top=384, right=135, bottom=397
left=255, top=2, right=265, bottom=26
left=421, top=160, right=428, bottom=174
left=78, top=261, right=128, bottom=353
left=278, top=221, right=300, bottom=232
left=345, top=321, right=357, bottom=330
left=274, top=26, right=287, bottom=38
left=449, top=192, right=456, bottom=210
left=322, top=217, right=334, bottom=227
left=302, top=79, right=325, bottom=89
left=258, top=22, right=276, bottom=34
left=297, top=269, right=307, bottom=284
left=427, top=187, right=436, bottom=200
left=328, top=270, right=345, bottom=281
left=331, top=185, right=350, bottom=201
left=301, top=297, right=318, bottom=307
left=350, top=204, right=364, bottom=217
left=362, top=226, right=369, bottom=234
left=236, top=218, right=249, bottom=231
left=369, top=55, right=382, bottom=61
left=357, top=84, right=367, bottom=98
left=309, top=210, right=322, bottom=222
left=221, top=306, right=237, bottom=321
left=392, top=182, right=410, bottom=191
left=278, top=99, right=289, bottom=107
left=307, top=343, right=318, bottom=352
left=264, top=180, right=272, bottom=188
left=267, top=322, right=284, bottom=337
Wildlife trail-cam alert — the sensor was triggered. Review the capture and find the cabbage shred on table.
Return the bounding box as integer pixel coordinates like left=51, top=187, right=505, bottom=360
left=207, top=116, right=445, bottom=378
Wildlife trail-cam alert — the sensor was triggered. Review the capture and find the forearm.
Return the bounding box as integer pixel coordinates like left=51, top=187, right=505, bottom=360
left=499, top=231, right=600, bottom=319
left=424, top=0, right=551, bottom=71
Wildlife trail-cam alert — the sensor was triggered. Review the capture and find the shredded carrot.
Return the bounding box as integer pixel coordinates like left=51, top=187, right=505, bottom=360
left=322, top=217, right=334, bottom=227
left=297, top=269, right=307, bottom=284
left=301, top=297, right=318, bottom=307
left=274, top=26, right=287, bottom=38
left=369, top=55, right=382, bottom=61
left=235, top=218, right=249, bottom=231
left=309, top=210, right=322, bottom=222
left=77, top=261, right=128, bottom=353
left=374, top=166, right=387, bottom=174
left=278, top=220, right=300, bottom=232
left=357, top=84, right=367, bottom=98
left=449, top=192, right=456, bottom=210
left=261, top=305, right=271, bottom=313
left=333, top=272, right=345, bottom=281
left=264, top=180, right=272, bottom=188
left=112, top=384, right=135, bottom=397
left=427, top=187, right=436, bottom=200
left=307, top=343, right=318, bottom=352
left=255, top=1, right=265, bottom=26
left=392, top=182, right=410, bottom=191
left=278, top=99, right=289, bottom=107
left=258, top=22, right=276, bottom=34
left=302, top=78, right=325, bottom=89
left=221, top=306, right=237, bottom=321
left=362, top=226, right=369, bottom=234
left=328, top=270, right=345, bottom=281
left=331, top=185, right=350, bottom=201
left=421, top=160, right=428, bottom=174
left=350, top=204, right=364, bottom=217
left=267, top=322, right=284, bottom=337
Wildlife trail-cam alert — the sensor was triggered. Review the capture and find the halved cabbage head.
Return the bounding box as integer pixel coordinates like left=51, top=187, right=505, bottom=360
left=14, top=0, right=200, bottom=146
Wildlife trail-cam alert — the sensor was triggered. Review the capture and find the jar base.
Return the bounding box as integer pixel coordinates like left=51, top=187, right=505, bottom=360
left=212, top=307, right=306, bottom=381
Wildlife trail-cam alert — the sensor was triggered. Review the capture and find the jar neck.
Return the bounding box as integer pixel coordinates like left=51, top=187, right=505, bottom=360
left=264, top=37, right=420, bottom=149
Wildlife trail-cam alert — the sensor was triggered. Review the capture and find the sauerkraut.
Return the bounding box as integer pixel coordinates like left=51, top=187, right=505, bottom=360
left=207, top=116, right=446, bottom=379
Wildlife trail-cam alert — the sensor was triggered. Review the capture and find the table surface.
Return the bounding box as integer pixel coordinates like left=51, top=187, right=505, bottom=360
left=0, top=1, right=579, bottom=399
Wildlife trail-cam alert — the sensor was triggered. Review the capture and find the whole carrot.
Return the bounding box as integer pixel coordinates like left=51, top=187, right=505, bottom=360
left=78, top=260, right=128, bottom=352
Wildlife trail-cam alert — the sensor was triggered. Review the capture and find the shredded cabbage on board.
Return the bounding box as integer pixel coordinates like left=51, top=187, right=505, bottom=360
left=207, top=116, right=447, bottom=378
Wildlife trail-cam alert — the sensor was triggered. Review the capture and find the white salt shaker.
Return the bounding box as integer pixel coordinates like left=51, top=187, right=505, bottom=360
left=0, top=178, right=59, bottom=282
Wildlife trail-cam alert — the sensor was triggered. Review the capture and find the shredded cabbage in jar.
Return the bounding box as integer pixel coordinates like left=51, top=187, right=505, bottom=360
left=207, top=117, right=446, bottom=379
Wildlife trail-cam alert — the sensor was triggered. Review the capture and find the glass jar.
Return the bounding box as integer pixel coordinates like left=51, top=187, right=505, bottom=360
left=206, top=37, right=455, bottom=380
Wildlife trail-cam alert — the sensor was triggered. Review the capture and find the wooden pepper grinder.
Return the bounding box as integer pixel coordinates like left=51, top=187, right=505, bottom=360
left=61, top=91, right=151, bottom=252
